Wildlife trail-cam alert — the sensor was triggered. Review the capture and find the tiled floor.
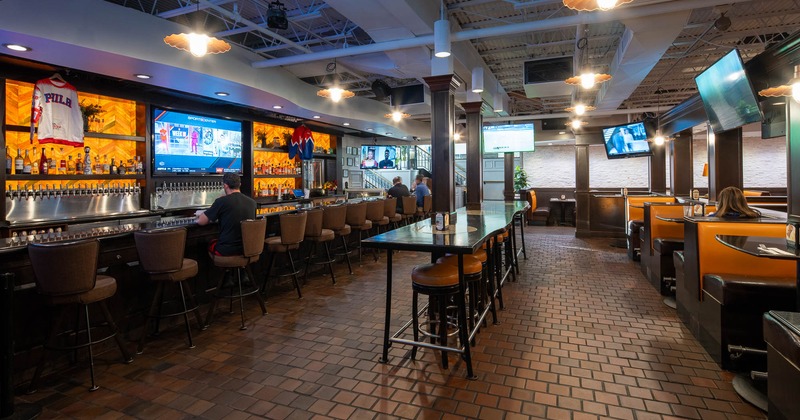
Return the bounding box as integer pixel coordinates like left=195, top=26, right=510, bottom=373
left=17, top=226, right=766, bottom=419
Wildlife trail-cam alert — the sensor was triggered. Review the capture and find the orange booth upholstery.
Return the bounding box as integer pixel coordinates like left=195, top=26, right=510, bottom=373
left=624, top=195, right=675, bottom=261
left=678, top=219, right=796, bottom=370
left=640, top=203, right=688, bottom=294
left=526, top=190, right=551, bottom=226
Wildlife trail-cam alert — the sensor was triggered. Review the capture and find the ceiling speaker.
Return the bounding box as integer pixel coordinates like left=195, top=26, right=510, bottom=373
left=267, top=1, right=288, bottom=30
left=371, top=80, right=392, bottom=100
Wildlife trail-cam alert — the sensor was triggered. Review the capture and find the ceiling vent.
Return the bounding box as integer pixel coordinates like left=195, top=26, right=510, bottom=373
left=523, top=57, right=574, bottom=98
left=390, top=84, right=430, bottom=116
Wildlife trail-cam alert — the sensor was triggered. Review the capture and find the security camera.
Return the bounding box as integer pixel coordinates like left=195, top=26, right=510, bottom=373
left=372, top=137, right=378, bottom=144
left=412, top=136, right=419, bottom=141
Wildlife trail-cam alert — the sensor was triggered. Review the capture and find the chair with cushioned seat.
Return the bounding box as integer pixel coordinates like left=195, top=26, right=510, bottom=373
left=415, top=195, right=432, bottom=222
left=401, top=196, right=417, bottom=226
left=436, top=252, right=496, bottom=331
left=134, top=227, right=204, bottom=353
left=323, top=204, right=354, bottom=275
left=366, top=199, right=389, bottom=235
left=205, top=218, right=268, bottom=330
left=302, top=208, right=336, bottom=284
left=410, top=262, right=465, bottom=369
left=345, top=202, right=372, bottom=262
left=262, top=212, right=307, bottom=299
left=27, top=239, right=133, bottom=393
left=384, top=197, right=403, bottom=230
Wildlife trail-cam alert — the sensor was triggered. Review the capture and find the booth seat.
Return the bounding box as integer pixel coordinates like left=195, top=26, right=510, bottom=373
left=640, top=203, right=688, bottom=294
left=526, top=190, right=551, bottom=226
left=624, top=195, right=675, bottom=261
left=676, top=219, right=795, bottom=371
left=763, top=311, right=800, bottom=420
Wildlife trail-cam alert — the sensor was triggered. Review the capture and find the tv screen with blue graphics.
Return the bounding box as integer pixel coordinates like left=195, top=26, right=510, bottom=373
left=602, top=121, right=652, bottom=159
left=695, top=49, right=762, bottom=134
left=152, top=107, right=242, bottom=174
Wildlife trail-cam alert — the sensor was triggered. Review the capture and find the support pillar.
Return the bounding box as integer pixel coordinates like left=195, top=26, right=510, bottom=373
left=669, top=129, right=693, bottom=196
left=463, top=101, right=483, bottom=204
left=503, top=153, right=514, bottom=201
left=650, top=140, right=667, bottom=194
left=707, top=126, right=743, bottom=200
left=423, top=75, right=459, bottom=213
left=575, top=145, right=590, bottom=237
left=787, top=100, right=800, bottom=221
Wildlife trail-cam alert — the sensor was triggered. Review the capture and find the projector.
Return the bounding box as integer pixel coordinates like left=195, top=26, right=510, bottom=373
left=267, top=1, right=288, bottom=30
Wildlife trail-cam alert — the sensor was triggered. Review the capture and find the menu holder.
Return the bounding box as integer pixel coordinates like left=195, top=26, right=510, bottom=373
left=787, top=222, right=798, bottom=250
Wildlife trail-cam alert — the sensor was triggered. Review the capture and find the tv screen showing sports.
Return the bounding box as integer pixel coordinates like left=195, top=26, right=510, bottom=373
left=152, top=107, right=242, bottom=174
left=482, top=123, right=534, bottom=153
left=360, top=145, right=398, bottom=169
left=602, top=121, right=652, bottom=159
left=694, top=49, right=762, bottom=134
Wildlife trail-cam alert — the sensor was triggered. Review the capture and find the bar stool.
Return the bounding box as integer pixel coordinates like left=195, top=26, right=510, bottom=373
left=484, top=238, right=505, bottom=310
left=27, top=239, right=132, bottom=393
left=134, top=227, right=204, bottom=353
left=383, top=197, right=403, bottom=230
left=205, top=219, right=268, bottom=330
left=366, top=199, right=389, bottom=235
left=302, top=208, right=336, bottom=284
left=410, top=262, right=465, bottom=369
left=415, top=195, right=432, bottom=222
left=262, top=212, right=306, bottom=299
left=345, top=202, right=371, bottom=262
left=322, top=204, right=354, bottom=275
left=436, top=252, right=495, bottom=332
left=401, top=196, right=417, bottom=225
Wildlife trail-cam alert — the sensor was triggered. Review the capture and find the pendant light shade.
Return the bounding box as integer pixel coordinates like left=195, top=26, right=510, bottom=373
left=471, top=67, right=484, bottom=93
left=563, top=0, right=634, bottom=11
left=164, top=33, right=231, bottom=57
left=493, top=91, right=504, bottom=113
left=434, top=19, right=451, bottom=58
left=759, top=64, right=800, bottom=103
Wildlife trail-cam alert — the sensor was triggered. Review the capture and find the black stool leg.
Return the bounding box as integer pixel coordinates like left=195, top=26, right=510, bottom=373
left=247, top=265, right=267, bottom=315
left=261, top=253, right=276, bottom=295
left=138, top=282, right=164, bottom=354
left=183, top=281, right=207, bottom=331
left=177, top=282, right=195, bottom=348
left=236, top=268, right=247, bottom=330
left=303, top=242, right=317, bottom=284
left=438, top=295, right=448, bottom=369
left=288, top=251, right=302, bottom=299
left=205, top=272, right=226, bottom=327
left=27, top=305, right=68, bottom=394
left=341, top=235, right=354, bottom=275
left=324, top=242, right=336, bottom=284
left=83, top=304, right=99, bottom=391
left=411, top=291, right=419, bottom=361
left=494, top=240, right=505, bottom=310
left=99, top=301, right=132, bottom=364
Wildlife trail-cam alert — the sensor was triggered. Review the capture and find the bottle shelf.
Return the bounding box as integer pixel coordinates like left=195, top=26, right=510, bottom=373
left=313, top=153, right=336, bottom=159
left=5, top=125, right=145, bottom=142
left=6, top=174, right=145, bottom=181
left=253, top=147, right=289, bottom=153
left=254, top=174, right=301, bottom=179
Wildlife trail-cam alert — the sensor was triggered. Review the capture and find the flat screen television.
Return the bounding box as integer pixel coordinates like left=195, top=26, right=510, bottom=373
left=602, top=121, right=652, bottom=159
left=694, top=49, right=763, bottom=134
left=482, top=123, right=534, bottom=153
left=152, top=107, right=243, bottom=174
left=360, top=145, right=398, bottom=169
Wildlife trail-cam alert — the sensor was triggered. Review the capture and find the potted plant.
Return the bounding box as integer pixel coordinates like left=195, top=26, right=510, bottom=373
left=514, top=165, right=529, bottom=192
left=255, top=130, right=267, bottom=148
left=79, top=100, right=103, bottom=132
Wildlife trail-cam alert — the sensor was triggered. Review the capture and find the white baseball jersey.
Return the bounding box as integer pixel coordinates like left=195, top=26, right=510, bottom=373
left=31, top=77, right=84, bottom=146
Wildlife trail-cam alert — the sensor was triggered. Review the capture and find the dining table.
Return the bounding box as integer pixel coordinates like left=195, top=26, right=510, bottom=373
left=362, top=201, right=530, bottom=379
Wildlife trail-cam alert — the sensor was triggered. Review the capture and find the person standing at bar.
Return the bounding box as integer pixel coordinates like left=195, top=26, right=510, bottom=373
left=197, top=173, right=257, bottom=256
left=387, top=176, right=410, bottom=213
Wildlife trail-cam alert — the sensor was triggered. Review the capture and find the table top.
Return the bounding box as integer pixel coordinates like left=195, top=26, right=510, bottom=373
left=715, top=235, right=800, bottom=261
left=768, top=311, right=800, bottom=337
left=362, top=201, right=529, bottom=253
left=656, top=215, right=685, bottom=223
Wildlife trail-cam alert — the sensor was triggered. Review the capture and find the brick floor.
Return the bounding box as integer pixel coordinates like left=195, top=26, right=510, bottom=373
left=17, top=226, right=766, bottom=419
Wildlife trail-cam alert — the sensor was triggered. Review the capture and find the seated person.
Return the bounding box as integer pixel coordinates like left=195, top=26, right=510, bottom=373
left=708, top=186, right=760, bottom=218
left=386, top=176, right=410, bottom=213
left=411, top=174, right=430, bottom=208
left=197, top=173, right=257, bottom=255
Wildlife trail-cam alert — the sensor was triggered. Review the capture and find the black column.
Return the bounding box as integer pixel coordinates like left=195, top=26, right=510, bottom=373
left=423, top=75, right=459, bottom=213
left=650, top=141, right=667, bottom=194
left=707, top=127, right=743, bottom=200
left=463, top=101, right=483, bottom=204
left=787, top=100, right=800, bottom=221
left=503, top=153, right=514, bottom=201
left=669, top=129, right=693, bottom=196
left=575, top=145, right=590, bottom=236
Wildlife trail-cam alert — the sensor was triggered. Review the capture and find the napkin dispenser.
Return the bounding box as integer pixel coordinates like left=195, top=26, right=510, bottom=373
left=433, top=212, right=450, bottom=231
left=787, top=222, right=798, bottom=249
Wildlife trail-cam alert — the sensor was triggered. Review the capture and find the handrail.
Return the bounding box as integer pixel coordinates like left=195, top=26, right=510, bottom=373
left=363, top=169, right=393, bottom=190
left=414, top=146, right=467, bottom=185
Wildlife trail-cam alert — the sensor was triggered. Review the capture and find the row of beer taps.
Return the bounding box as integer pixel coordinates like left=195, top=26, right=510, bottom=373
left=155, top=182, right=224, bottom=194
left=5, top=183, right=141, bottom=200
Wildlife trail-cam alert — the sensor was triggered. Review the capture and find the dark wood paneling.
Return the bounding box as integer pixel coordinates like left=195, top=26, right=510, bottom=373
left=708, top=127, right=743, bottom=200
left=463, top=101, right=483, bottom=204
left=670, top=130, right=693, bottom=196
left=423, top=75, right=458, bottom=213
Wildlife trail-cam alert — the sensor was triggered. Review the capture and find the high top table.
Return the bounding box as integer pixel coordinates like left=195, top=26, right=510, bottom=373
left=362, top=201, right=530, bottom=379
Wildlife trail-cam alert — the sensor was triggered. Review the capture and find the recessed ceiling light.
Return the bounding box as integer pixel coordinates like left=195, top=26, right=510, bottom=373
left=134, top=73, right=151, bottom=79
left=4, top=44, right=31, bottom=52
left=343, top=122, right=350, bottom=126
left=548, top=143, right=553, bottom=146
left=385, top=132, right=392, bottom=136
left=272, top=105, right=283, bottom=109
left=312, top=115, right=321, bottom=119
left=558, top=131, right=566, bottom=135
left=367, top=128, right=373, bottom=131
left=402, top=136, right=408, bottom=139
left=215, top=91, right=229, bottom=97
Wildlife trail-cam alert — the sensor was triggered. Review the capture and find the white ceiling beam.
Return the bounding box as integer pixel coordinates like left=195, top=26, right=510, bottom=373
left=157, top=0, right=236, bottom=19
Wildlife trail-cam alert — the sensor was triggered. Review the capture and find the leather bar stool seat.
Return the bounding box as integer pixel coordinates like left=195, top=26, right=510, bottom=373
left=401, top=196, right=417, bottom=225
left=261, top=212, right=306, bottom=299
left=323, top=204, right=354, bottom=275
left=302, top=208, right=337, bottom=285
left=345, top=202, right=372, bottom=262
left=410, top=263, right=463, bottom=369
left=416, top=195, right=432, bottom=221
left=27, top=239, right=133, bottom=393
left=206, top=219, right=268, bottom=330
left=437, top=254, right=492, bottom=331
left=134, top=227, right=204, bottom=353
left=265, top=236, right=301, bottom=252
left=384, top=197, right=403, bottom=229
left=436, top=255, right=483, bottom=275
left=366, top=199, right=389, bottom=232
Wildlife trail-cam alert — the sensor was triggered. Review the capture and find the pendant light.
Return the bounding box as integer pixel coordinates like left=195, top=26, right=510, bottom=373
left=563, top=0, right=634, bottom=11
left=565, top=104, right=596, bottom=115
left=565, top=37, right=612, bottom=90
left=759, top=64, right=800, bottom=103
left=164, top=1, right=230, bottom=57
left=433, top=2, right=450, bottom=58
left=471, top=67, right=484, bottom=93
left=317, top=59, right=355, bottom=102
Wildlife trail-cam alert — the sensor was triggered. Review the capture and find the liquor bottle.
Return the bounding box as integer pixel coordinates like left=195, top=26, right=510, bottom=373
left=76, top=153, right=83, bottom=174
left=117, top=159, right=126, bottom=175
left=261, top=161, right=267, bottom=175
left=5, top=147, right=11, bottom=175
left=83, top=147, right=93, bottom=175
left=30, top=149, right=39, bottom=175
left=58, top=147, right=66, bottom=174
left=48, top=148, right=55, bottom=174
left=102, top=155, right=109, bottom=174
left=94, top=155, right=102, bottom=174
left=22, top=150, right=32, bottom=174
left=38, top=147, right=48, bottom=175
left=14, top=148, right=23, bottom=174
left=110, top=157, right=117, bottom=174
left=67, top=155, right=75, bottom=175
left=136, top=156, right=143, bottom=174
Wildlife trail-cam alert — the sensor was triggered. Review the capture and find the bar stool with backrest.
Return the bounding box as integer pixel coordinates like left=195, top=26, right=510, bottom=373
left=322, top=204, right=353, bottom=275
left=401, top=196, right=417, bottom=226
left=27, top=239, right=133, bottom=393
left=134, top=227, right=204, bottom=353
left=205, top=218, right=268, bottom=330
left=301, top=208, right=336, bottom=285
left=410, top=262, right=465, bottom=369
left=345, top=202, right=371, bottom=262
left=416, top=195, right=432, bottom=222
left=262, top=212, right=307, bottom=298
left=384, top=197, right=403, bottom=230
left=366, top=199, right=389, bottom=235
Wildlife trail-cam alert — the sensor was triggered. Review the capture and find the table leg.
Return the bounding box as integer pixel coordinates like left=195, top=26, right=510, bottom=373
left=518, top=213, right=527, bottom=260
left=380, top=250, right=392, bottom=363
left=457, top=254, right=477, bottom=380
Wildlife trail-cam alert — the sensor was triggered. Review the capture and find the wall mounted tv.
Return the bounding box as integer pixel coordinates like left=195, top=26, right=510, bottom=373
left=694, top=49, right=763, bottom=134
left=360, top=145, right=398, bottom=169
left=152, top=107, right=243, bottom=174
left=602, top=121, right=652, bottom=159
left=482, top=123, right=534, bottom=153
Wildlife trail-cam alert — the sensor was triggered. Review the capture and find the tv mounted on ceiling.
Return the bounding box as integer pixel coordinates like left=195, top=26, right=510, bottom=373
left=602, top=121, right=652, bottom=159
left=482, top=123, right=535, bottom=154
left=152, top=107, right=243, bottom=175
left=694, top=49, right=763, bottom=134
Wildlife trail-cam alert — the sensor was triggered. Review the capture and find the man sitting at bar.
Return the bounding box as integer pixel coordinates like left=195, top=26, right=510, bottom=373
left=411, top=174, right=430, bottom=208
left=197, top=172, right=257, bottom=256
left=387, top=176, right=410, bottom=213
left=708, top=186, right=760, bottom=218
